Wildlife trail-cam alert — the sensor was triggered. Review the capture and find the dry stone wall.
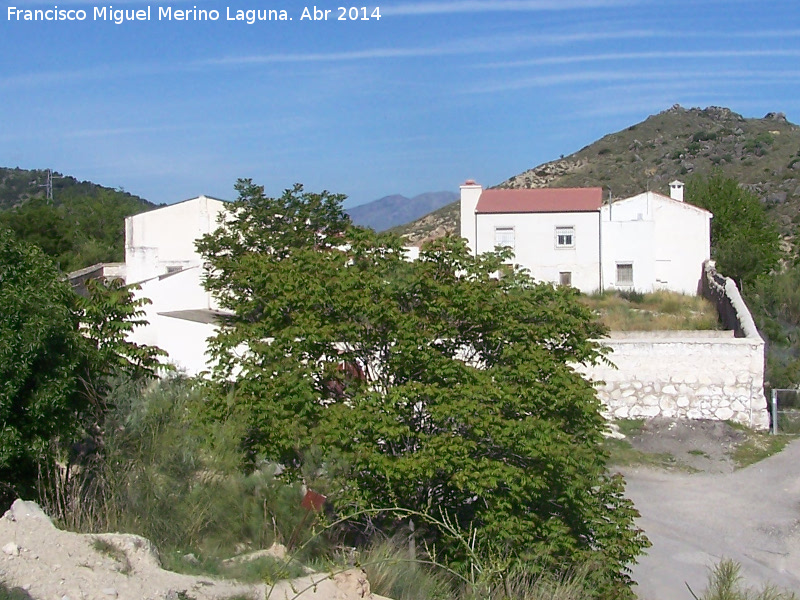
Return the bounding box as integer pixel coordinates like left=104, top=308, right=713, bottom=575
left=582, top=331, right=769, bottom=429
left=581, top=261, right=770, bottom=430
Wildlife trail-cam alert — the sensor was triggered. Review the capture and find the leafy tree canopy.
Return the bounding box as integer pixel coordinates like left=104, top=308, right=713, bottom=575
left=0, top=188, right=152, bottom=273
left=0, top=228, right=85, bottom=493
left=197, top=180, right=649, bottom=596
left=0, top=228, right=166, bottom=503
left=686, top=171, right=782, bottom=289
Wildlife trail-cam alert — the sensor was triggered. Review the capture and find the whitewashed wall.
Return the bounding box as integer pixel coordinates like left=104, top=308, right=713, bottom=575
left=129, top=266, right=219, bottom=375
left=124, top=196, right=229, bottom=376
left=475, top=211, right=601, bottom=291
left=601, top=192, right=711, bottom=295
left=125, top=195, right=227, bottom=285
left=460, top=186, right=711, bottom=295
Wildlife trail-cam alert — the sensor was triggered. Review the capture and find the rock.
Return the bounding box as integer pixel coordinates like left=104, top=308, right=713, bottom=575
left=181, top=553, right=200, bottom=566
left=764, top=111, right=787, bottom=122
left=716, top=407, right=734, bottom=421
left=3, top=542, right=20, bottom=556
left=768, top=191, right=788, bottom=204
left=93, top=533, right=161, bottom=570
left=604, top=422, right=626, bottom=440
left=2, top=500, right=55, bottom=529
left=101, top=587, right=118, bottom=597
left=223, top=542, right=288, bottom=566
left=333, top=568, right=371, bottom=599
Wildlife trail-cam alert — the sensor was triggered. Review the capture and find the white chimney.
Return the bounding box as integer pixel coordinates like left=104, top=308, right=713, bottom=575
left=460, top=179, right=482, bottom=254
left=669, top=180, right=684, bottom=202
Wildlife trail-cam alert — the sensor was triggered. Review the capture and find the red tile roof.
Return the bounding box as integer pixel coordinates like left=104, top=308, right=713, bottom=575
left=475, top=187, right=603, bottom=214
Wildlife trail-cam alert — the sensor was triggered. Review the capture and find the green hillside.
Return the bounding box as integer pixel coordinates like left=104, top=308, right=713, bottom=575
left=0, top=167, right=155, bottom=272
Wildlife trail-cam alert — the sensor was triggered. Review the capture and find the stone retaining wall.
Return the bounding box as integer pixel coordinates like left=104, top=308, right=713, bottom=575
left=581, top=261, right=770, bottom=429
left=582, top=332, right=769, bottom=428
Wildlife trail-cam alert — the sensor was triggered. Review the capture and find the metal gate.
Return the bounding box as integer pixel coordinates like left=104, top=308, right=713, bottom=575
left=770, top=388, right=800, bottom=434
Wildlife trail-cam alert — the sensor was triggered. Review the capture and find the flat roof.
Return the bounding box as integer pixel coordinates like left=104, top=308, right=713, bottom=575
left=475, top=187, right=603, bottom=214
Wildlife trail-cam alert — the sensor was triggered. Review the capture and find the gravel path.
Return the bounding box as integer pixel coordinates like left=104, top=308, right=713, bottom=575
left=624, top=437, right=800, bottom=599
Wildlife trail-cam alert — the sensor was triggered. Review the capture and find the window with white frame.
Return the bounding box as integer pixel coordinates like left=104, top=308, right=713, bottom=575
left=555, top=226, right=575, bottom=248
left=559, top=271, right=572, bottom=287
left=494, top=226, right=515, bottom=249
left=616, top=263, right=634, bottom=286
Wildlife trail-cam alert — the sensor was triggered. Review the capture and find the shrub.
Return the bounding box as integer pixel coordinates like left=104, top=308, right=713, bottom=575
left=362, top=538, right=453, bottom=600
left=618, top=289, right=645, bottom=303
left=695, top=558, right=798, bottom=600
left=0, top=228, right=86, bottom=504
left=39, top=378, right=325, bottom=562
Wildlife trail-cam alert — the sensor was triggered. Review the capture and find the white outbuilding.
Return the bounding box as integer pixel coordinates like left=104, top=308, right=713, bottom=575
left=124, top=195, right=228, bottom=375
left=459, top=180, right=711, bottom=295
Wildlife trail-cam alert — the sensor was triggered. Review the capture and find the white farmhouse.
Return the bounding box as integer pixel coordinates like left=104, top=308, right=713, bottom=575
left=124, top=195, right=228, bottom=375
left=460, top=179, right=711, bottom=295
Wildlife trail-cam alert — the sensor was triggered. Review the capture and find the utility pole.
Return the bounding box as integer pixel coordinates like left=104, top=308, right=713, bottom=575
left=39, top=169, right=62, bottom=203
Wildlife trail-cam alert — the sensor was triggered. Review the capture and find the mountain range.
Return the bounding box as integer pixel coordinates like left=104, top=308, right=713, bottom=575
left=346, top=191, right=458, bottom=231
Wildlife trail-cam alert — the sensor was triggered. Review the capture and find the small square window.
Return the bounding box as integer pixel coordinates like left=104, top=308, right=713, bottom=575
left=555, top=226, right=574, bottom=248
left=559, top=271, right=572, bottom=286
left=494, top=227, right=515, bottom=249
left=616, top=263, right=634, bottom=286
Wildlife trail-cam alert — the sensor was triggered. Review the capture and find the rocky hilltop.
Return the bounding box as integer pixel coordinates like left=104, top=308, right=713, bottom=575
left=395, top=106, right=800, bottom=244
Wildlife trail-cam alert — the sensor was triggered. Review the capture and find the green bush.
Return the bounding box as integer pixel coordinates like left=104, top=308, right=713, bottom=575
left=362, top=538, right=454, bottom=600
left=0, top=228, right=87, bottom=504
left=696, top=559, right=797, bottom=600
left=39, top=378, right=325, bottom=562
left=618, top=289, right=645, bottom=303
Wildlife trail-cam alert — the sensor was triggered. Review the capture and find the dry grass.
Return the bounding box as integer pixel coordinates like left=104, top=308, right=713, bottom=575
left=582, top=290, right=721, bottom=331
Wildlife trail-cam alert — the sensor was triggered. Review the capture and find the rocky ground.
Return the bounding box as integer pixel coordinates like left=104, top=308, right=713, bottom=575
left=0, top=501, right=390, bottom=600
left=621, top=417, right=749, bottom=473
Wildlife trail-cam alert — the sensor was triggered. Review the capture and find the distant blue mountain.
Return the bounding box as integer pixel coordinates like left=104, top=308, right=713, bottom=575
left=347, top=191, right=458, bottom=231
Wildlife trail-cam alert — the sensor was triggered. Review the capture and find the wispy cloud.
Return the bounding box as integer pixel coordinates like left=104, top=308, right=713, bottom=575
left=381, top=0, right=638, bottom=16
left=0, top=62, right=184, bottom=89
left=201, top=47, right=449, bottom=66
left=480, top=48, right=800, bottom=68
left=201, top=29, right=659, bottom=67
left=465, top=69, right=800, bottom=94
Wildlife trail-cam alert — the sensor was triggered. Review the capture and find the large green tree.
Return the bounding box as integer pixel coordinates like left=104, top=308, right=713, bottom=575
left=0, top=228, right=85, bottom=496
left=0, top=228, right=166, bottom=503
left=686, top=171, right=782, bottom=289
left=198, top=180, right=648, bottom=596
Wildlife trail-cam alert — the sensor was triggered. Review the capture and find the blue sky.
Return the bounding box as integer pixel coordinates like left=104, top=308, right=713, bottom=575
left=1, top=0, right=798, bottom=207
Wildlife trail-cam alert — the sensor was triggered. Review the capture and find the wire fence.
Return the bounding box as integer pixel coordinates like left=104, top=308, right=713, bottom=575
left=770, top=388, right=800, bottom=434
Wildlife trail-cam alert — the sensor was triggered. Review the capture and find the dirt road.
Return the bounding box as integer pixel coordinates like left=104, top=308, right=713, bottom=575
left=624, top=437, right=800, bottom=599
